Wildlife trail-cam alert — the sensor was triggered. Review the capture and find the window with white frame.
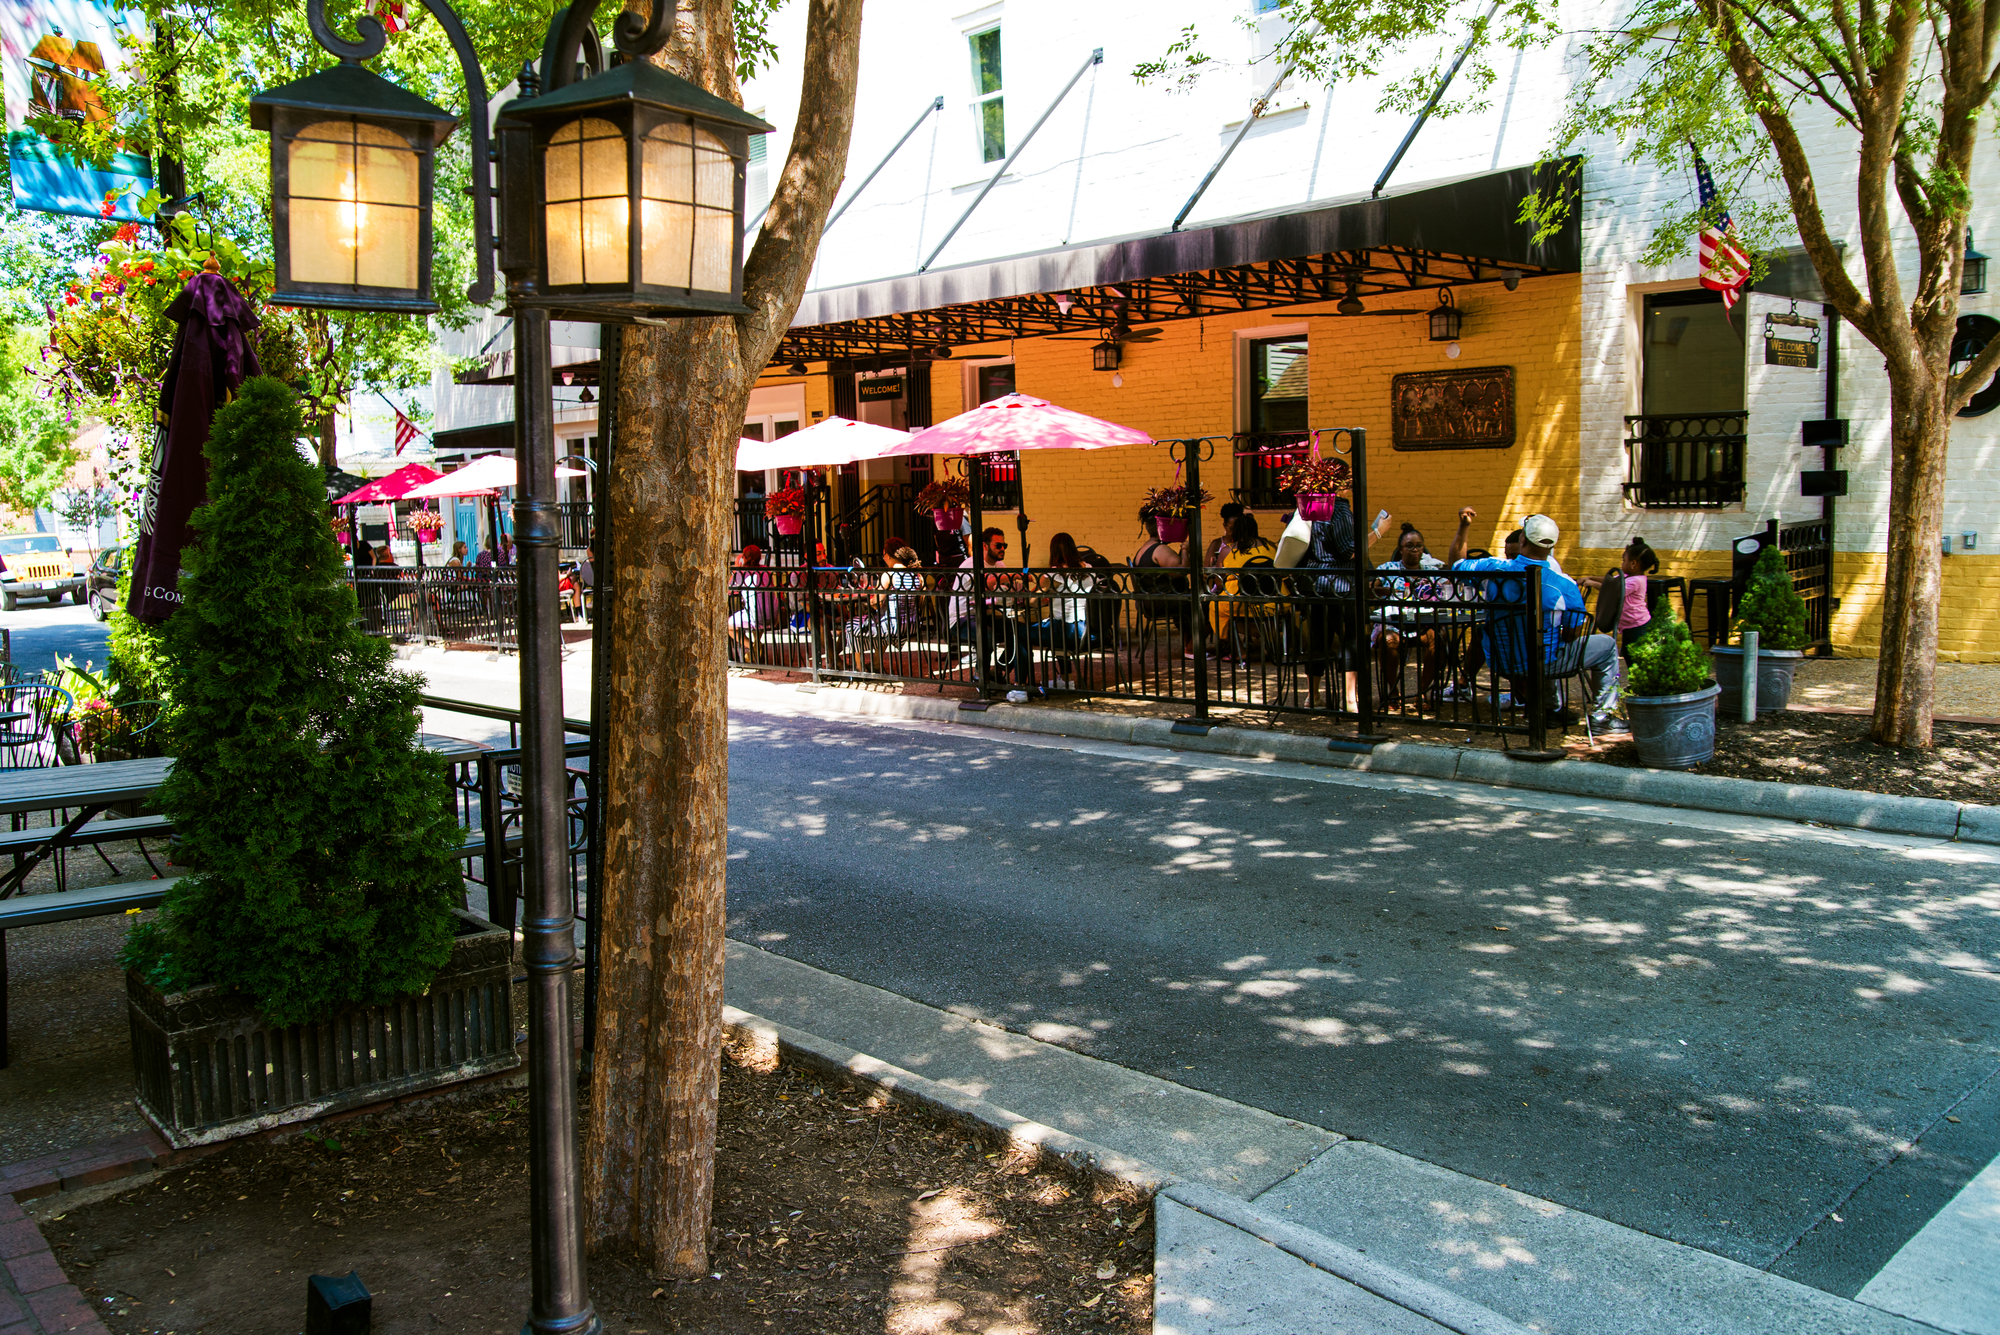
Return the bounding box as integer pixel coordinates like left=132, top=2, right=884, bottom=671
left=968, top=26, right=1005, bottom=163
left=747, top=113, right=770, bottom=221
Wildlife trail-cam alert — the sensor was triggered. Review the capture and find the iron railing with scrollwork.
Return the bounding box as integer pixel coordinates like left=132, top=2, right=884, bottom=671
left=1622, top=413, right=1748, bottom=508
left=1232, top=431, right=1310, bottom=509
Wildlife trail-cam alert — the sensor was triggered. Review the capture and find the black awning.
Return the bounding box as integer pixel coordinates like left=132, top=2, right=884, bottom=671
left=433, top=422, right=515, bottom=455
left=780, top=160, right=1580, bottom=362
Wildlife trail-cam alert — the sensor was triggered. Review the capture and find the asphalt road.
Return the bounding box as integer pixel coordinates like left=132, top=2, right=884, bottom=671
left=2, top=597, right=110, bottom=676
left=724, top=707, right=2000, bottom=1297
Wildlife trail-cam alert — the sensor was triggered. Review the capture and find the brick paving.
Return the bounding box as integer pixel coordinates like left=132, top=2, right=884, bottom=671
left=0, top=1192, right=106, bottom=1335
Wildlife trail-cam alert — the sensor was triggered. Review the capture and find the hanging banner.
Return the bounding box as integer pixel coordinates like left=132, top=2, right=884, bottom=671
left=0, top=0, right=151, bottom=221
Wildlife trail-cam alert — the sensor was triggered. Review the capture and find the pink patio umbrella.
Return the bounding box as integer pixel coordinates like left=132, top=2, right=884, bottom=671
left=735, top=416, right=909, bottom=471
left=330, top=462, right=443, bottom=505
left=878, top=393, right=1153, bottom=565
left=880, top=393, right=1151, bottom=457
left=401, top=455, right=588, bottom=563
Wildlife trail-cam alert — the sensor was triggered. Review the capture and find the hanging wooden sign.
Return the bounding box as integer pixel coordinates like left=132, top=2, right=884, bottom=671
left=1764, top=310, right=1820, bottom=368
left=857, top=375, right=907, bottom=401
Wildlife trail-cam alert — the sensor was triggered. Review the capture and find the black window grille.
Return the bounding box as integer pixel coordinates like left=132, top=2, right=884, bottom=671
left=974, top=451, right=1022, bottom=511
left=1238, top=336, right=1308, bottom=506
left=1622, top=413, right=1748, bottom=508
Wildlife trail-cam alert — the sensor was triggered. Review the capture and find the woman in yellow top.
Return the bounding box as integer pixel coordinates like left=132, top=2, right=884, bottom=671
left=1209, top=514, right=1282, bottom=657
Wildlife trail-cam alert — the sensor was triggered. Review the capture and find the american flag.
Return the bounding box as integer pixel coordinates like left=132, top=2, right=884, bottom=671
left=1693, top=150, right=1751, bottom=310
left=365, top=0, right=409, bottom=33
left=393, top=409, right=418, bottom=455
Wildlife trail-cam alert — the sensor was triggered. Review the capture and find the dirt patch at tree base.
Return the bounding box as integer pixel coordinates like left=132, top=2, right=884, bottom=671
left=1585, top=709, right=2000, bottom=804
left=38, top=1050, right=1152, bottom=1335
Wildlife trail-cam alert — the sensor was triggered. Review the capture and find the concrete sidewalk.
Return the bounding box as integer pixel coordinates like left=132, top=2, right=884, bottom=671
left=726, top=940, right=1966, bottom=1335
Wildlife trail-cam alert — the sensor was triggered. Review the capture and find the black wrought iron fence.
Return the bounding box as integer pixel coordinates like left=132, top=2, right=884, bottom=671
left=727, top=557, right=1595, bottom=748
left=347, top=569, right=519, bottom=649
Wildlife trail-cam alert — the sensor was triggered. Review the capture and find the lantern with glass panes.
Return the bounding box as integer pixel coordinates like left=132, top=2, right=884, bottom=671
left=1964, top=232, right=1989, bottom=296
left=249, top=65, right=459, bottom=313
left=1091, top=339, right=1121, bottom=371
left=1428, top=288, right=1463, bottom=342
left=497, top=61, right=774, bottom=316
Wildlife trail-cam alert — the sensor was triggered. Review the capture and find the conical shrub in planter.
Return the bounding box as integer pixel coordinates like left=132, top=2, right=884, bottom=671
left=1714, top=546, right=1810, bottom=715
left=1624, top=604, right=1718, bottom=769
left=123, top=378, right=512, bottom=1146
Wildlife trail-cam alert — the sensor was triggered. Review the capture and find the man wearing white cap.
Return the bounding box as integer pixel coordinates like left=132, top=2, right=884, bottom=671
left=1449, top=508, right=1624, bottom=731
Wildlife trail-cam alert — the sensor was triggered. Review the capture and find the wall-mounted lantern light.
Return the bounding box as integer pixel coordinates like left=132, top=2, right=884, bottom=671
left=1964, top=231, right=1988, bottom=295
left=1092, top=339, right=1121, bottom=371
left=1428, top=288, right=1463, bottom=342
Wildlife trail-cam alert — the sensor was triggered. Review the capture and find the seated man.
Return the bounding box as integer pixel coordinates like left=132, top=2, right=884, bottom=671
left=1448, top=509, right=1623, bottom=731
left=947, top=527, right=1030, bottom=686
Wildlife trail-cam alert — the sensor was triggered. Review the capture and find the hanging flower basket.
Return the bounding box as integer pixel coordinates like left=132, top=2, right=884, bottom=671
left=1294, top=494, right=1342, bottom=522
left=1151, top=514, right=1188, bottom=543
left=930, top=506, right=963, bottom=532
left=765, top=484, right=808, bottom=537
left=403, top=508, right=445, bottom=542
left=1277, top=447, right=1352, bottom=510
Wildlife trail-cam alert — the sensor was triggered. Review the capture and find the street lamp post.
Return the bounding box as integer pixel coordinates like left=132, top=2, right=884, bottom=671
left=253, top=6, right=771, bottom=1334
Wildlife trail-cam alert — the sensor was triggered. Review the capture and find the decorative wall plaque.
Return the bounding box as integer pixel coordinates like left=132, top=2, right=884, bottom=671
left=1390, top=366, right=1516, bottom=450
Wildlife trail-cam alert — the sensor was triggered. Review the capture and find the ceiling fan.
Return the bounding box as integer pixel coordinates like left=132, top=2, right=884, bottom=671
left=1048, top=296, right=1162, bottom=344
left=1299, top=272, right=1430, bottom=317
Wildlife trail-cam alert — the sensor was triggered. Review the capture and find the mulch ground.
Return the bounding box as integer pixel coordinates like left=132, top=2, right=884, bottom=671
left=37, top=1052, right=1153, bottom=1335
left=1588, top=708, right=2000, bottom=804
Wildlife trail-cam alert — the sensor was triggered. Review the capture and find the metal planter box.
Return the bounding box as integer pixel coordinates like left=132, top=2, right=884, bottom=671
left=128, top=909, right=517, bottom=1147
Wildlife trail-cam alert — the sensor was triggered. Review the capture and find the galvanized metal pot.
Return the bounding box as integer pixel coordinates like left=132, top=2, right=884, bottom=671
left=1626, top=681, right=1720, bottom=770
left=1710, top=646, right=1804, bottom=717
left=128, top=909, right=517, bottom=1147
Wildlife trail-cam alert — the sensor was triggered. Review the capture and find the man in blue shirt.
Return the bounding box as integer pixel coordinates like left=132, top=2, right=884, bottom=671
left=1448, top=508, right=1624, bottom=731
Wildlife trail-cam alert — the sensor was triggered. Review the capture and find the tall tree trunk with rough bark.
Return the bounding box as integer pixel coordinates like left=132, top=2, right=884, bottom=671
left=1873, top=370, right=1951, bottom=747
left=584, top=0, right=863, bottom=1277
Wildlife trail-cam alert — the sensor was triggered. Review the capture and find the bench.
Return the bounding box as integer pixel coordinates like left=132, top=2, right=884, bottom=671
left=0, top=875, right=182, bottom=1067
left=0, top=814, right=173, bottom=892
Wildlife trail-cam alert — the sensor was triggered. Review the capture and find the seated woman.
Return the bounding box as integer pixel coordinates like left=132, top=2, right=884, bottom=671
left=1372, top=522, right=1447, bottom=705
left=1027, top=532, right=1095, bottom=691
left=1210, top=514, right=1280, bottom=659
left=726, top=544, right=784, bottom=661
left=1130, top=506, right=1193, bottom=648
left=843, top=546, right=926, bottom=666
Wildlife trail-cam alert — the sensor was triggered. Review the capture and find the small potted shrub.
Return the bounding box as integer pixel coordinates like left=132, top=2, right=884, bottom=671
left=1713, top=546, right=1810, bottom=716
left=915, top=476, right=969, bottom=531
left=1276, top=454, right=1352, bottom=521
left=122, top=378, right=513, bottom=1147
left=764, top=484, right=808, bottom=535
left=1623, top=603, right=1719, bottom=769
left=1141, top=483, right=1213, bottom=543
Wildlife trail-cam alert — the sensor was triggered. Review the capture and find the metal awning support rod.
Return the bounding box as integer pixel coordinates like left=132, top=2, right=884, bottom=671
left=814, top=95, right=945, bottom=237
left=1173, top=62, right=1292, bottom=232
left=921, top=48, right=1103, bottom=273
left=1371, top=0, right=1499, bottom=199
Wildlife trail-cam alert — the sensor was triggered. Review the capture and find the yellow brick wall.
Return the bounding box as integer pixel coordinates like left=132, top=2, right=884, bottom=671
left=906, top=274, right=1585, bottom=565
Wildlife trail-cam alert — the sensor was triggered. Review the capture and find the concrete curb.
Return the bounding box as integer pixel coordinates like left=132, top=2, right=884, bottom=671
left=721, top=1003, right=1528, bottom=1335
left=1162, top=1182, right=1536, bottom=1335
left=734, top=679, right=1998, bottom=845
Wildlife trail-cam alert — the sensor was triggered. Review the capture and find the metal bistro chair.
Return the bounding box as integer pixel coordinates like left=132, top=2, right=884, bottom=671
left=0, top=681, right=75, bottom=770
left=1484, top=602, right=1599, bottom=741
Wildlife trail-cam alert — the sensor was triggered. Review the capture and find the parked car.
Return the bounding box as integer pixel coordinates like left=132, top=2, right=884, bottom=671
left=0, top=534, right=86, bottom=611
left=87, top=544, right=130, bottom=621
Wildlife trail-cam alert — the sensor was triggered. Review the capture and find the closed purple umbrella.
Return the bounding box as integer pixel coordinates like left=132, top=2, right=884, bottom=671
left=125, top=266, right=261, bottom=623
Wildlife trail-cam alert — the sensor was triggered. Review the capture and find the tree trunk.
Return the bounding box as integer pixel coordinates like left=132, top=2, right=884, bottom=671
left=317, top=413, right=337, bottom=469
left=584, top=0, right=864, bottom=1277
left=584, top=316, right=747, bottom=1274
left=1872, top=372, right=1949, bottom=749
